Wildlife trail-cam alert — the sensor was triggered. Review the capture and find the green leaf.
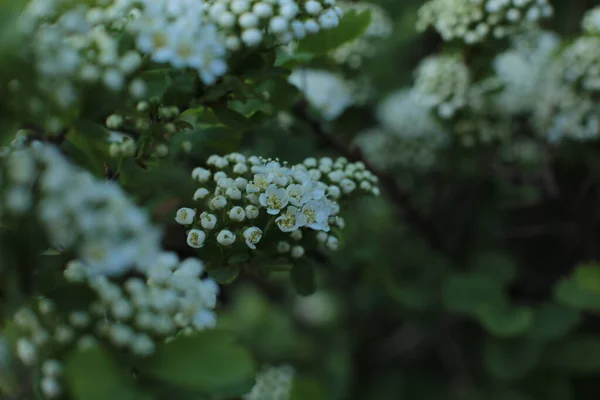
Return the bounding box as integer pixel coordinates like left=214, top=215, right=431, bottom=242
left=549, top=335, right=600, bottom=372
left=442, top=273, right=506, bottom=315
left=141, top=69, right=171, bottom=99
left=484, top=338, right=542, bottom=380
left=208, top=266, right=240, bottom=285
left=527, top=303, right=580, bottom=341
left=291, top=259, right=316, bottom=296
left=574, top=263, right=600, bottom=293
left=471, top=251, right=517, bottom=284
left=476, top=304, right=533, bottom=337
left=290, top=377, right=327, bottom=400
left=296, top=10, right=372, bottom=54
left=65, top=347, right=151, bottom=400
left=211, top=104, right=252, bottom=131
left=554, top=278, right=600, bottom=311
left=143, top=330, right=255, bottom=396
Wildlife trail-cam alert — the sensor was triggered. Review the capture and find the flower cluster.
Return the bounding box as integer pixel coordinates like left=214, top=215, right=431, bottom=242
left=244, top=365, right=295, bottom=400
left=354, top=127, right=444, bottom=170
left=331, top=1, right=393, bottom=69
left=293, top=290, right=338, bottom=326
left=0, top=139, right=162, bottom=276
left=288, top=68, right=355, bottom=120
left=554, top=36, right=600, bottom=94
left=377, top=90, right=448, bottom=139
left=12, top=254, right=218, bottom=394
left=531, top=26, right=600, bottom=142
left=490, top=30, right=559, bottom=116
left=205, top=0, right=342, bottom=49
left=582, top=6, right=600, bottom=35
left=417, top=0, right=553, bottom=44
left=17, top=0, right=146, bottom=115
left=128, top=0, right=228, bottom=85
left=176, top=153, right=378, bottom=262
left=412, top=54, right=471, bottom=119
left=354, top=90, right=448, bottom=170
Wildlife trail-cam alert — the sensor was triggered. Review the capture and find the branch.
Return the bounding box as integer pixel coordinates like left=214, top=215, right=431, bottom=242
left=292, top=101, right=446, bottom=253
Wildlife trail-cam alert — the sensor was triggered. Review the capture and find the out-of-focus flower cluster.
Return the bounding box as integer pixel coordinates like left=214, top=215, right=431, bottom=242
left=288, top=69, right=355, bottom=121
left=12, top=253, right=218, bottom=397
left=490, top=30, right=559, bottom=116
left=354, top=90, right=448, bottom=170
left=532, top=25, right=600, bottom=142
left=205, top=0, right=342, bottom=49
left=176, top=153, right=378, bottom=262
left=331, top=1, right=393, bottom=69
left=0, top=136, right=161, bottom=276
left=244, top=365, right=295, bottom=400
left=11, top=0, right=344, bottom=129
left=582, top=6, right=600, bottom=35
left=412, top=54, right=471, bottom=119
left=417, top=0, right=553, bottom=44
left=16, top=0, right=145, bottom=119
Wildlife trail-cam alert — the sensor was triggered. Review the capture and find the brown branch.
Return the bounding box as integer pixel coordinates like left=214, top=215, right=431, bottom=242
left=292, top=101, right=446, bottom=253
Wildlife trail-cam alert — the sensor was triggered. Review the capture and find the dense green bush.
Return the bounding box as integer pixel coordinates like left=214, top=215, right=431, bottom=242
left=1, top=0, right=600, bottom=399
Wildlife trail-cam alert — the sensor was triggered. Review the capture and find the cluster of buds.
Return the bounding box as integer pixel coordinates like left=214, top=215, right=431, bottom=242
left=11, top=253, right=218, bottom=395
left=176, top=153, right=378, bottom=266
left=417, top=0, right=553, bottom=44
left=205, top=0, right=343, bottom=49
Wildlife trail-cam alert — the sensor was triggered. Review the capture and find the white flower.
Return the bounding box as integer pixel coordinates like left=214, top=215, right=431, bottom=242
left=210, top=195, right=228, bottom=210
left=326, top=235, right=339, bottom=250
left=301, top=199, right=333, bottom=231
left=246, top=173, right=272, bottom=193
left=187, top=229, right=206, bottom=248
left=243, top=227, right=263, bottom=249
left=192, top=167, right=212, bottom=182
left=275, top=206, right=307, bottom=232
left=226, top=187, right=242, bottom=200
left=16, top=338, right=37, bottom=366
left=290, top=230, right=303, bottom=241
left=288, top=69, right=354, bottom=120
left=244, top=205, right=259, bottom=219
left=194, top=188, right=210, bottom=200
left=201, top=212, right=218, bottom=230
left=175, top=207, right=196, bottom=225
left=131, top=333, right=155, bottom=356
left=291, top=245, right=305, bottom=258
left=316, top=231, right=328, bottom=243
left=217, top=229, right=236, bottom=246
left=259, top=184, right=289, bottom=215
left=277, top=241, right=291, bottom=253
left=40, top=377, right=61, bottom=398
left=174, top=258, right=205, bottom=277
left=41, top=360, right=62, bottom=378
left=286, top=183, right=311, bottom=206
left=233, top=162, right=248, bottom=174
left=229, top=206, right=246, bottom=222
left=339, top=178, right=356, bottom=194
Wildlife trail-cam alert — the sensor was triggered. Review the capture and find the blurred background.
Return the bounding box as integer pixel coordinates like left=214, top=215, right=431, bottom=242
left=182, top=1, right=600, bottom=399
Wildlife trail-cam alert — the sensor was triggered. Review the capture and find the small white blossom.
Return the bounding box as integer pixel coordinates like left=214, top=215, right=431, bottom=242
left=217, top=229, right=236, bottom=246
left=277, top=241, right=291, bottom=253
left=291, top=245, right=305, bottom=258
left=194, top=188, right=211, bottom=200
left=243, top=227, right=263, bottom=249
left=201, top=213, right=218, bottom=230
left=229, top=206, right=246, bottom=222
left=259, top=185, right=289, bottom=215
left=175, top=208, right=196, bottom=225
left=187, top=229, right=207, bottom=248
